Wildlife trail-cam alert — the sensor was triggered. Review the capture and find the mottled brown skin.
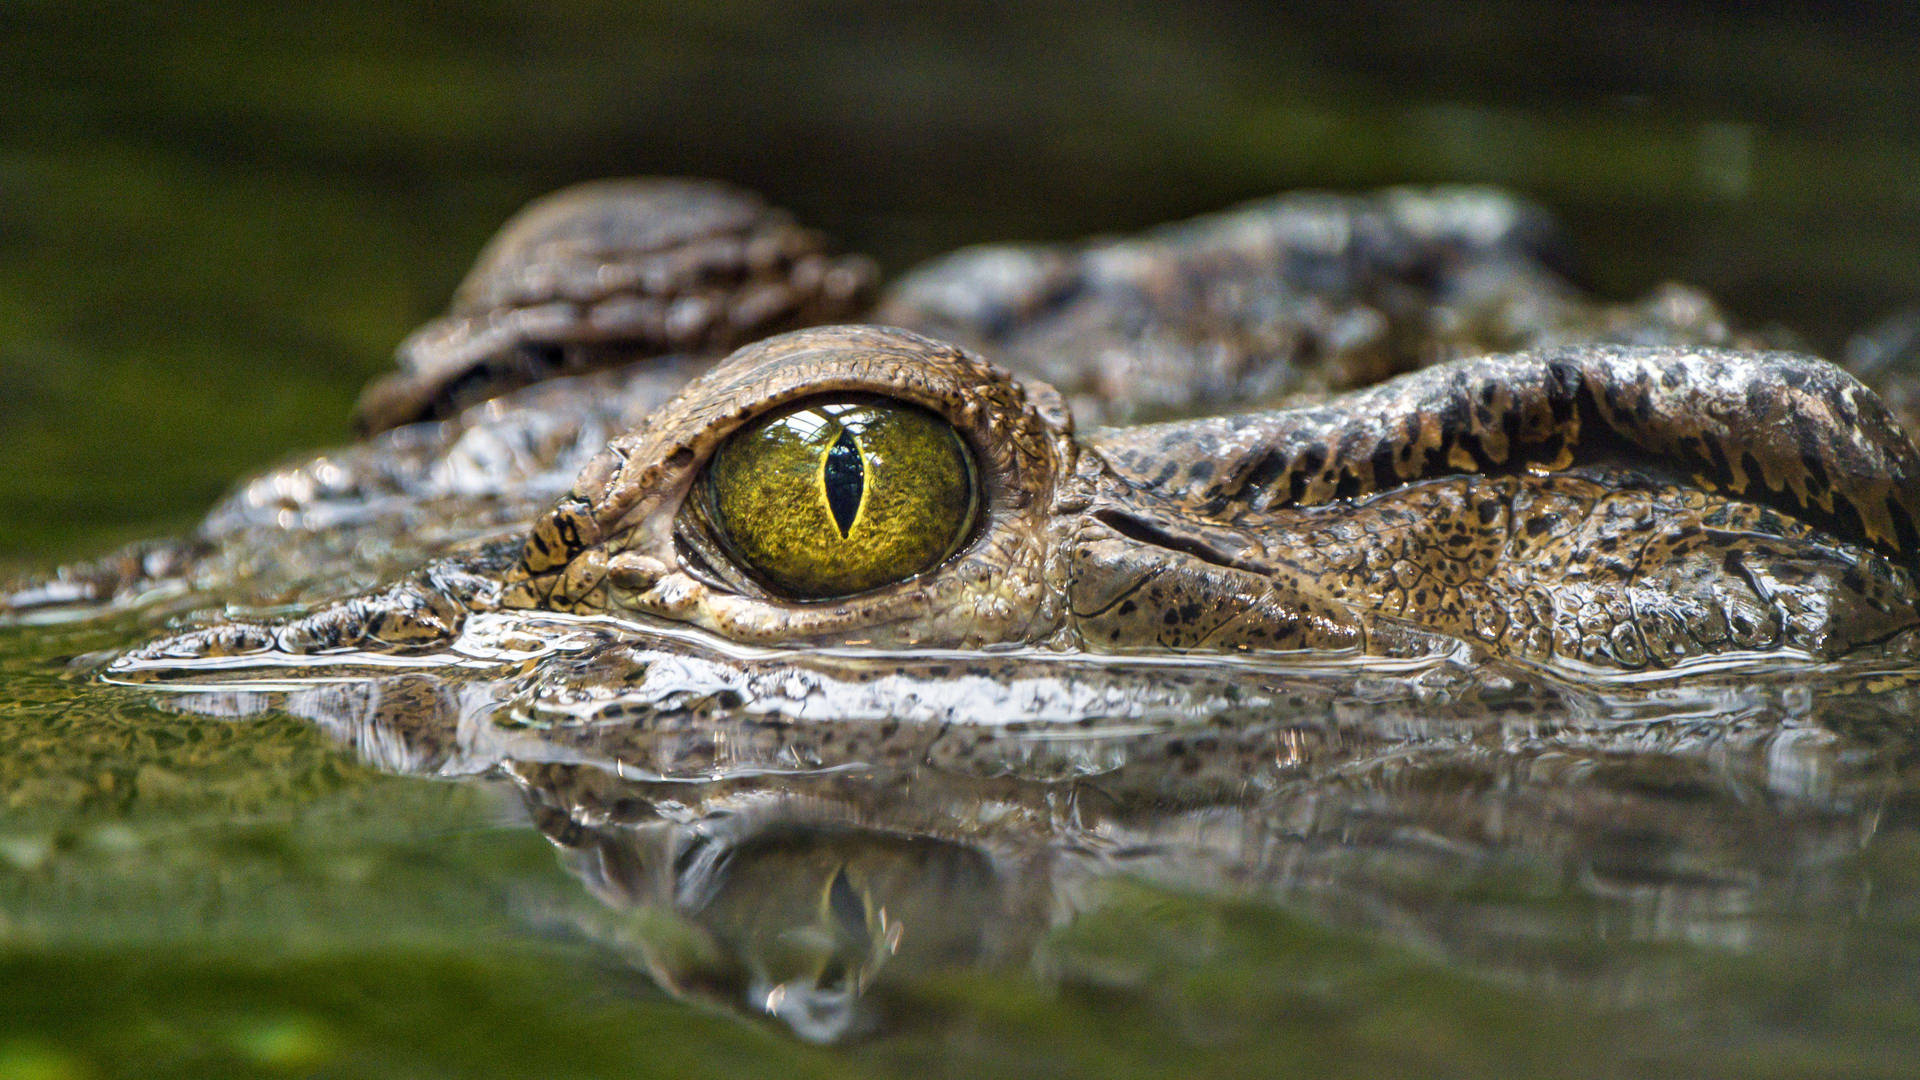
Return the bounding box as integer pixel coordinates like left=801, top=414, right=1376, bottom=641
left=480, top=325, right=1920, bottom=671
left=354, top=178, right=877, bottom=433
left=1083, top=348, right=1920, bottom=664
left=875, top=187, right=1785, bottom=425
left=25, top=179, right=1920, bottom=677
left=11, top=182, right=1786, bottom=621
left=363, top=179, right=1777, bottom=438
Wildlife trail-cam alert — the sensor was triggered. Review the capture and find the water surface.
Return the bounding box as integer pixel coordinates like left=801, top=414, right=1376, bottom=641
left=5, top=3, right=1920, bottom=1077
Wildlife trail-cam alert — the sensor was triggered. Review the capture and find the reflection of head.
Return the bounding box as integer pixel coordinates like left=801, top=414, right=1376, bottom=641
left=529, top=785, right=1013, bottom=1042
left=146, top=653, right=1914, bottom=1045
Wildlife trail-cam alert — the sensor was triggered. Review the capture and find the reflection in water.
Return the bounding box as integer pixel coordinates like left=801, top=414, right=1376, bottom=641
left=118, top=612, right=1913, bottom=1040
left=547, top=805, right=1008, bottom=1042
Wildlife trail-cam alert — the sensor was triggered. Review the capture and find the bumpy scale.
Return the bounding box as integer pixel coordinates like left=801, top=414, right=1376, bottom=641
left=15, top=179, right=1920, bottom=675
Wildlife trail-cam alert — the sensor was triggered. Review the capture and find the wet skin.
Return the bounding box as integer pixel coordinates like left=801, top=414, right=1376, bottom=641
left=15, top=179, right=1920, bottom=675
left=497, top=325, right=1920, bottom=670
left=105, top=325, right=1920, bottom=675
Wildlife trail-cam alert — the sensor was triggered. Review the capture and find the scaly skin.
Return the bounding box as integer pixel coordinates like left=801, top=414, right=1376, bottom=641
left=4, top=181, right=1781, bottom=619
left=15, top=179, right=1920, bottom=674
left=124, top=326, right=1920, bottom=673
left=502, top=327, right=1920, bottom=669
left=354, top=178, right=878, bottom=433
left=874, top=186, right=1788, bottom=424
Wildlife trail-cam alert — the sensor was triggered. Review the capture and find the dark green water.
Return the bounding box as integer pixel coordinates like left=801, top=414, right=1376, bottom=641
left=11, top=613, right=1920, bottom=1080
left=5, top=3, right=1920, bottom=1077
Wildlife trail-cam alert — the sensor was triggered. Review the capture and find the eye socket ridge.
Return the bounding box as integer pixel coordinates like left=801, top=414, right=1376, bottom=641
left=676, top=393, right=981, bottom=602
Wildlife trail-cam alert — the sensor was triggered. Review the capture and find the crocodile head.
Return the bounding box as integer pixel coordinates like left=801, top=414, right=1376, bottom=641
left=499, top=324, right=1920, bottom=670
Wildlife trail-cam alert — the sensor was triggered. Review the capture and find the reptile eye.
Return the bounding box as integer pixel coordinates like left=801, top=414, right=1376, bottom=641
left=698, top=397, right=978, bottom=600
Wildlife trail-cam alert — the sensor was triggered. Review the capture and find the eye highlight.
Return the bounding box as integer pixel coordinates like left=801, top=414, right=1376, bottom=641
left=699, top=397, right=978, bottom=600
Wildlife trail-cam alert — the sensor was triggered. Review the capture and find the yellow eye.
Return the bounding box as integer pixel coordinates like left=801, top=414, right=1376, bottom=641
left=701, top=397, right=978, bottom=600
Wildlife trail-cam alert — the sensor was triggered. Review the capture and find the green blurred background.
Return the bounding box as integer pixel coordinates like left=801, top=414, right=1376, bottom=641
left=3, top=0, right=1917, bottom=560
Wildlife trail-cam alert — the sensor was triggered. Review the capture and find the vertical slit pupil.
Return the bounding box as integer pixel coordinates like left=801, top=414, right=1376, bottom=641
left=823, top=429, right=864, bottom=537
